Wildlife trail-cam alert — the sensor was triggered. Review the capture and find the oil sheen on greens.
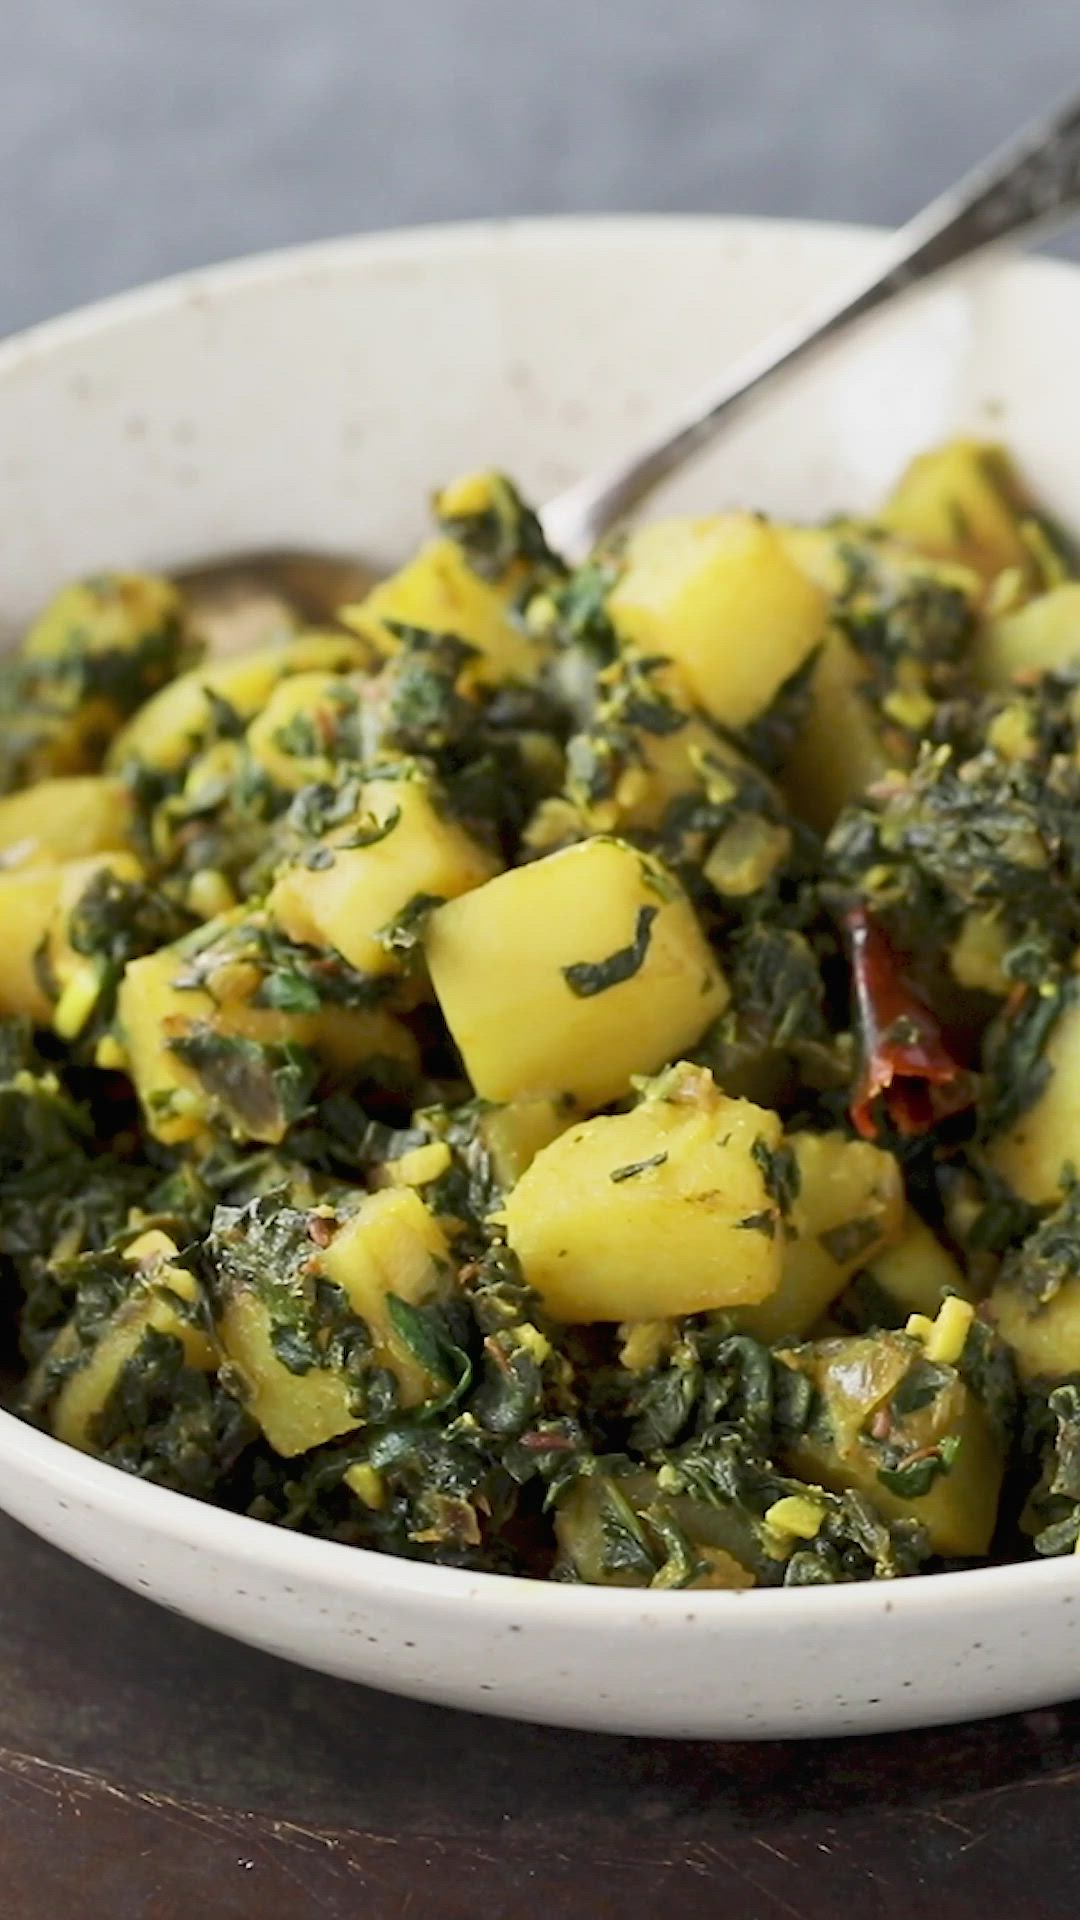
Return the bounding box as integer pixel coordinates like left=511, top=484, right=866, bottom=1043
left=6, top=443, right=1080, bottom=1592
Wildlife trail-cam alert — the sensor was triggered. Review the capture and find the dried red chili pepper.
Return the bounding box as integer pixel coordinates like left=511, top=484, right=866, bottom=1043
left=845, top=905, right=974, bottom=1141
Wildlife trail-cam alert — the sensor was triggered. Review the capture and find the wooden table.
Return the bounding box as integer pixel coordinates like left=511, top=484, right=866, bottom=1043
left=2, top=1512, right=1078, bottom=1919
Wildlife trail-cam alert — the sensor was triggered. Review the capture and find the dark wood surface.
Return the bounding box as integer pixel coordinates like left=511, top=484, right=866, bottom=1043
left=2, top=1514, right=1079, bottom=1918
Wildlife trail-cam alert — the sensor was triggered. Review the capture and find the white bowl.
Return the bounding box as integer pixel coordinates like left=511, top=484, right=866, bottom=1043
left=3, top=216, right=1080, bottom=1740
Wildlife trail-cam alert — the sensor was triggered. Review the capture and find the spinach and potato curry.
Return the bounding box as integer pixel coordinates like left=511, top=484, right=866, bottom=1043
left=7, top=441, right=1080, bottom=1589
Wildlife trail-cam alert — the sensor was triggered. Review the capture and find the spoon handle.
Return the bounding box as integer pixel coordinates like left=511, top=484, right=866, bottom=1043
left=540, top=90, right=1080, bottom=560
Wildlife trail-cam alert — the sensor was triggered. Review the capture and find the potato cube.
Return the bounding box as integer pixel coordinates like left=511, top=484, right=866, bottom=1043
left=216, top=1290, right=357, bottom=1458
left=0, top=775, right=133, bottom=866
left=24, top=571, right=182, bottom=676
left=321, top=1189, right=453, bottom=1408
left=554, top=1469, right=756, bottom=1588
left=879, top=438, right=1032, bottom=580
left=526, top=657, right=752, bottom=853
left=736, top=1131, right=903, bottom=1343
left=779, top=1331, right=1003, bottom=1556
left=217, top=1189, right=452, bottom=1455
left=856, top=1208, right=975, bottom=1324
left=268, top=771, right=500, bottom=978
left=988, top=1275, right=1080, bottom=1384
left=987, top=1191, right=1080, bottom=1382
left=107, top=633, right=369, bottom=772
left=51, top=1238, right=217, bottom=1453
left=117, top=933, right=418, bottom=1145
left=974, top=583, right=1080, bottom=690
left=984, top=993, right=1080, bottom=1207
left=948, top=911, right=1012, bottom=997
left=0, top=865, right=64, bottom=1023
left=503, top=1064, right=783, bottom=1321
left=245, top=670, right=361, bottom=792
left=425, top=838, right=728, bottom=1110
left=607, top=514, right=826, bottom=730
left=479, top=1096, right=574, bottom=1188
left=0, top=851, right=144, bottom=1027
left=49, top=849, right=145, bottom=988
left=781, top=629, right=893, bottom=832
left=341, top=537, right=541, bottom=686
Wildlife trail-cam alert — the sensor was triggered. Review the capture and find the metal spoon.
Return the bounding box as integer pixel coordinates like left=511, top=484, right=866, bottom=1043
left=178, top=85, right=1080, bottom=645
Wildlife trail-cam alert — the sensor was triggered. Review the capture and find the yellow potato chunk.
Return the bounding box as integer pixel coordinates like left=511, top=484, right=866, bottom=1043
left=107, top=633, right=369, bottom=772
left=617, top=712, right=746, bottom=833
left=0, top=775, right=133, bottom=866
left=562, top=656, right=756, bottom=838
left=987, top=1193, right=1080, bottom=1382
left=51, top=1240, right=217, bottom=1453
left=776, top=525, right=854, bottom=595
left=858, top=1208, right=975, bottom=1323
left=503, top=1064, right=783, bottom=1322
left=24, top=571, right=182, bottom=673
left=425, top=838, right=728, bottom=1110
left=478, top=1096, right=574, bottom=1188
left=948, top=911, right=1012, bottom=997
left=321, top=1189, right=453, bottom=1409
left=554, top=1470, right=757, bottom=1588
left=984, top=993, right=1080, bottom=1207
left=525, top=658, right=752, bottom=854
left=988, top=1276, right=1080, bottom=1384
left=5, top=572, right=184, bottom=783
left=879, top=438, right=1032, bottom=579
left=737, top=1131, right=904, bottom=1343
left=341, top=538, right=541, bottom=686
left=973, top=583, right=1080, bottom=689
left=0, top=865, right=64, bottom=1022
left=607, top=514, right=827, bottom=730
left=0, top=850, right=143, bottom=1027
left=269, top=771, right=500, bottom=978
left=779, top=1332, right=1003, bottom=1556
left=781, top=629, right=893, bottom=832
left=218, top=1190, right=452, bottom=1455
left=217, top=1292, right=356, bottom=1459
left=50, top=847, right=144, bottom=976
left=116, top=935, right=418, bottom=1145
left=245, top=670, right=360, bottom=792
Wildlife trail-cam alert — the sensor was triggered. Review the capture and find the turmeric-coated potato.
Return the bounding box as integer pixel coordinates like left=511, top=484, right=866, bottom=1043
left=779, top=1330, right=1003, bottom=1556
left=245, top=670, right=362, bottom=792
left=856, top=1208, right=975, bottom=1325
left=0, top=850, right=143, bottom=1027
left=0, top=775, right=133, bottom=866
left=269, top=770, right=500, bottom=978
left=879, top=438, right=1032, bottom=580
left=607, top=514, right=827, bottom=731
left=781, top=629, right=893, bottom=832
left=107, top=633, right=370, bottom=773
left=424, top=837, right=729, bottom=1110
left=217, top=1189, right=452, bottom=1455
left=987, top=1191, right=1080, bottom=1382
left=983, top=990, right=1080, bottom=1208
left=974, top=583, right=1080, bottom=689
left=736, top=1130, right=904, bottom=1342
left=504, top=1063, right=783, bottom=1322
left=116, top=931, right=419, bottom=1146
left=0, top=865, right=64, bottom=1023
left=341, top=538, right=542, bottom=687
left=50, top=1234, right=218, bottom=1453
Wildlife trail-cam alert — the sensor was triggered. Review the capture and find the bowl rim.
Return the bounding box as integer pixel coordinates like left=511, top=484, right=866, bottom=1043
left=3, top=210, right=1079, bottom=1626
left=4, top=209, right=1078, bottom=375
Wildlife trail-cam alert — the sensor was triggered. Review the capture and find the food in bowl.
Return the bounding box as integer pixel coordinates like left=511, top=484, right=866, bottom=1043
left=4, top=442, right=1080, bottom=1593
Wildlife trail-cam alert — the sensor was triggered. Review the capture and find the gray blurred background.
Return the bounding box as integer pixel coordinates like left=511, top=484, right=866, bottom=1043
left=2, top=0, right=1078, bottom=335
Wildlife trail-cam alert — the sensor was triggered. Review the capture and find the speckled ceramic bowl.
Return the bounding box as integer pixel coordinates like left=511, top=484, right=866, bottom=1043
left=2, top=218, right=1079, bottom=1738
